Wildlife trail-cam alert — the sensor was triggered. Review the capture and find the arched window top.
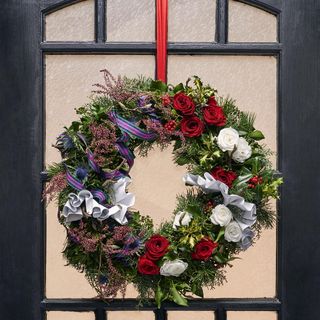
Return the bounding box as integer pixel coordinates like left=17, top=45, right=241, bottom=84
left=229, top=0, right=278, bottom=42
left=44, top=0, right=94, bottom=42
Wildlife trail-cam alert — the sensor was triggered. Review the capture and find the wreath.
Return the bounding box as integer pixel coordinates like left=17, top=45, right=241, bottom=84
left=44, top=71, right=282, bottom=307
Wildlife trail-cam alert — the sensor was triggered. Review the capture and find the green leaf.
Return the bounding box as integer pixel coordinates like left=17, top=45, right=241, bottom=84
left=170, top=284, right=188, bottom=306
left=186, top=205, right=202, bottom=217
left=155, top=284, right=164, bottom=309
left=249, top=130, right=265, bottom=140
left=191, top=283, right=204, bottom=298
left=173, top=83, right=184, bottom=93
left=150, top=80, right=168, bottom=92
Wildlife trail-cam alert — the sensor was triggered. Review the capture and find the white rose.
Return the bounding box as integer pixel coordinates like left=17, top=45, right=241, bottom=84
left=210, top=204, right=233, bottom=226
left=217, top=128, right=239, bottom=152
left=160, top=259, right=188, bottom=277
left=173, top=211, right=192, bottom=230
left=232, top=137, right=252, bottom=163
left=224, top=221, right=243, bottom=242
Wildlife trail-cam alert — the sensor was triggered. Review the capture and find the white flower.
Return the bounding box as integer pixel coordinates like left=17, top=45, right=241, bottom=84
left=224, top=221, right=243, bottom=242
left=210, top=204, right=233, bottom=226
left=217, top=128, right=239, bottom=152
left=173, top=211, right=193, bottom=230
left=160, top=259, right=188, bottom=277
left=232, top=137, right=252, bottom=163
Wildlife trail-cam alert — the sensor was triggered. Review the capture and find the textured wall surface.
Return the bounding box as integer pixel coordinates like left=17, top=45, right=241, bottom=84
left=45, top=0, right=94, bottom=41
left=168, top=0, right=216, bottom=42
left=228, top=0, right=277, bottom=42
left=168, top=311, right=215, bottom=320
left=106, top=0, right=155, bottom=41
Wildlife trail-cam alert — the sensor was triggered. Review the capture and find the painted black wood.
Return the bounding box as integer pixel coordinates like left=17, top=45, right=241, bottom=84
left=95, top=0, right=106, bottom=43
left=1, top=1, right=320, bottom=320
left=279, top=2, right=320, bottom=319
left=0, top=1, right=42, bottom=320
left=216, top=0, right=228, bottom=43
left=41, top=298, right=281, bottom=311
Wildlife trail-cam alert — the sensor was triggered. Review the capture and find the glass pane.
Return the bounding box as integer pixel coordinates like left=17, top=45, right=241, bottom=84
left=168, top=0, right=216, bottom=42
left=47, top=312, right=94, bottom=320
left=228, top=311, right=277, bottom=320
left=106, top=0, right=155, bottom=42
left=168, top=311, right=215, bottom=320
left=168, top=55, right=277, bottom=298
left=45, top=55, right=155, bottom=298
left=45, top=0, right=95, bottom=41
left=228, top=0, right=277, bottom=42
left=108, top=311, right=154, bottom=320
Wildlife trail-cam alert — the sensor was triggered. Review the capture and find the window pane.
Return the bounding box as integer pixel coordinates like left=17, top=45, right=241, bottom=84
left=47, top=312, right=94, bottom=320
left=45, top=0, right=94, bottom=41
left=106, top=0, right=155, bottom=42
left=228, top=0, right=277, bottom=42
left=228, top=311, right=277, bottom=320
left=168, top=311, right=215, bottom=320
left=45, top=55, right=155, bottom=298
left=168, top=0, right=216, bottom=42
left=168, top=55, right=277, bottom=298
left=108, top=311, right=154, bottom=320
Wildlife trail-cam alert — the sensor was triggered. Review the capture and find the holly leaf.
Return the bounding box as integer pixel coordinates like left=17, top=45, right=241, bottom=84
left=170, top=284, right=188, bottom=306
left=249, top=130, right=265, bottom=140
left=155, top=284, right=164, bottom=309
left=191, top=283, right=204, bottom=298
left=173, top=83, right=184, bottom=93
left=150, top=80, right=168, bottom=93
left=186, top=205, right=201, bottom=217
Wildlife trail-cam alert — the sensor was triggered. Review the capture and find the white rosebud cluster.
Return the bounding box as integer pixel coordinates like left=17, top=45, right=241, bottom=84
left=173, top=211, right=193, bottom=230
left=160, top=259, right=188, bottom=277
left=217, top=128, right=252, bottom=163
left=210, top=204, right=254, bottom=247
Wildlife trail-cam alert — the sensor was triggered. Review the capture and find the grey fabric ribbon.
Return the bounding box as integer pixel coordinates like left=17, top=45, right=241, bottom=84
left=62, top=177, right=135, bottom=225
left=183, top=172, right=256, bottom=230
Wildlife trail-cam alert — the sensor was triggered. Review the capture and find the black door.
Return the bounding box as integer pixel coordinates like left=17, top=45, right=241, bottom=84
left=0, top=1, right=320, bottom=320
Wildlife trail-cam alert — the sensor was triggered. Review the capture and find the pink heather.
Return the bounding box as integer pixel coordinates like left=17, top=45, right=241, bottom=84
left=42, top=172, right=67, bottom=204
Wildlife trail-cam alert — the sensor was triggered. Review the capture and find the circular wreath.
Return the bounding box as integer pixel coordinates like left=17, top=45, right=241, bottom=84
left=44, top=70, right=282, bottom=307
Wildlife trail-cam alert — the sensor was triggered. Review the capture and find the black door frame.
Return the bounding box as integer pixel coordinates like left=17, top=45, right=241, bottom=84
left=1, top=1, right=320, bottom=320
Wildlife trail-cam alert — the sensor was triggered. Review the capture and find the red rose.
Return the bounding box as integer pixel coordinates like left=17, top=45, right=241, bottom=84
left=145, top=235, right=170, bottom=261
left=161, top=94, right=171, bottom=106
left=211, top=166, right=237, bottom=188
left=203, top=105, right=226, bottom=126
left=191, top=238, right=218, bottom=261
left=137, top=256, right=160, bottom=275
left=207, top=96, right=218, bottom=107
left=173, top=92, right=195, bottom=115
left=180, top=116, right=204, bottom=138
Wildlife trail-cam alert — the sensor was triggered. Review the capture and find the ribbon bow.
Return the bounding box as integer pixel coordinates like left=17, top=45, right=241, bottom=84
left=62, top=177, right=135, bottom=225
left=183, top=172, right=256, bottom=230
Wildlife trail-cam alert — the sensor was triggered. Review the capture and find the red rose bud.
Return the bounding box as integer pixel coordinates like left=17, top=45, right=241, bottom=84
left=191, top=238, right=218, bottom=261
left=173, top=92, right=196, bottom=115
left=203, top=105, right=226, bottom=126
left=144, top=234, right=170, bottom=261
left=164, top=120, right=177, bottom=131
left=137, top=256, right=160, bottom=275
left=180, top=116, right=204, bottom=138
left=211, top=166, right=237, bottom=188
left=161, top=94, right=171, bottom=106
left=207, top=96, right=218, bottom=107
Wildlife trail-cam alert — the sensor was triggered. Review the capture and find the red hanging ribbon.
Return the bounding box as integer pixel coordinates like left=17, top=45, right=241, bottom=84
left=156, top=0, right=168, bottom=83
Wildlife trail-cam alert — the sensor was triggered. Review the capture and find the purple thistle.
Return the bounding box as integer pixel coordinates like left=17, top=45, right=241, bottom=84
left=75, top=167, right=88, bottom=180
